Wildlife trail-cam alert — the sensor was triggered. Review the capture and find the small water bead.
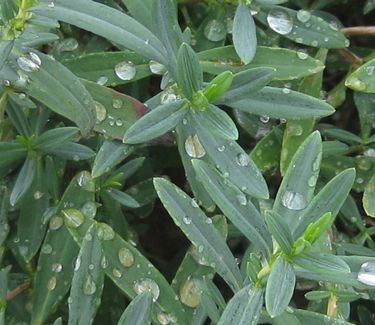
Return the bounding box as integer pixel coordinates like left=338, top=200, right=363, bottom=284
left=191, top=198, right=199, bottom=208
left=236, top=193, right=247, bottom=206
left=364, top=148, right=375, bottom=157
left=157, top=312, right=176, bottom=325
left=113, top=268, right=122, bottom=278
left=308, top=175, right=318, bottom=187
left=133, top=278, right=160, bottom=302
left=81, top=201, right=97, bottom=219
left=160, top=88, right=180, bottom=104
left=112, top=98, right=123, bottom=109
left=311, top=40, right=318, bottom=47
left=296, top=10, right=311, bottom=23
left=29, top=52, right=42, bottom=66
left=47, top=276, right=57, bottom=291
left=83, top=275, right=97, bottom=296
left=223, top=171, right=229, bottom=178
left=260, top=115, right=270, bottom=123
left=356, top=177, right=364, bottom=184
left=365, top=66, right=375, bottom=76
left=47, top=1, right=55, bottom=7
left=281, top=190, right=307, bottom=210
left=204, top=19, right=226, bottom=42
left=33, top=191, right=44, bottom=200
left=62, top=209, right=84, bottom=228
left=205, top=218, right=213, bottom=224
left=115, top=61, right=136, bottom=80
left=287, top=124, right=303, bottom=136
left=329, top=21, right=339, bottom=31
left=267, top=8, right=293, bottom=35
left=296, top=37, right=303, bottom=44
left=96, top=76, right=108, bottom=86
left=95, top=101, right=107, bottom=124
left=217, top=145, right=225, bottom=152
left=49, top=216, right=63, bottom=230
left=313, top=152, right=322, bottom=172
left=198, top=245, right=204, bottom=253
left=52, top=263, right=63, bottom=273
left=282, top=87, right=291, bottom=94
left=101, top=255, right=108, bottom=269
left=58, top=38, right=79, bottom=52
left=358, top=159, right=371, bottom=171
left=357, top=261, right=375, bottom=286
left=236, top=153, right=249, bottom=167
left=324, top=37, right=329, bottom=42
left=41, top=244, right=53, bottom=254
left=182, top=118, right=188, bottom=125
left=149, top=60, right=166, bottom=75
left=118, top=247, right=134, bottom=267
left=185, top=135, right=206, bottom=158
left=183, top=216, right=192, bottom=225
left=97, top=223, right=115, bottom=241
left=297, top=50, right=308, bottom=60
left=179, top=277, right=203, bottom=308
left=74, top=257, right=81, bottom=272
left=76, top=172, right=95, bottom=192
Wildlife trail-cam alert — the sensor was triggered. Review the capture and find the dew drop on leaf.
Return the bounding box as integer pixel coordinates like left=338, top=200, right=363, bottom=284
left=236, top=153, right=249, bottom=166
left=97, top=223, right=115, bottom=241
left=281, top=190, right=307, bottom=210
left=74, top=257, right=81, bottom=271
left=96, top=76, right=108, bottom=86
left=112, top=98, right=123, bottom=109
left=114, top=61, right=136, bottom=80
left=357, top=262, right=375, bottom=286
left=183, top=216, right=192, bottom=224
left=260, top=115, right=270, bottom=123
left=236, top=193, right=247, bottom=206
left=149, top=60, right=165, bottom=75
left=296, top=10, right=311, bottom=23
left=204, top=19, right=226, bottom=41
left=81, top=202, right=97, bottom=219
left=185, top=134, right=206, bottom=158
left=62, top=209, right=85, bottom=228
left=95, top=101, right=107, bottom=124
left=47, top=276, right=57, bottom=291
left=112, top=268, right=122, bottom=278
left=178, top=277, right=203, bottom=308
left=49, top=216, right=64, bottom=230
left=118, top=247, right=134, bottom=267
left=157, top=311, right=176, bottom=325
left=17, top=56, right=40, bottom=72
left=267, top=8, right=293, bottom=35
left=133, top=278, right=160, bottom=302
left=52, top=263, right=63, bottom=273
left=41, top=244, right=53, bottom=254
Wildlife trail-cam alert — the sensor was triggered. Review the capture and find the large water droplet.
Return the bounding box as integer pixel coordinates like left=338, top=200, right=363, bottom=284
left=76, top=172, right=95, bottom=192
left=47, top=276, right=57, bottom=291
left=62, top=209, right=84, bottom=228
left=52, top=263, right=63, bottom=273
left=185, top=135, right=206, bottom=158
left=357, top=261, right=375, bottom=286
left=157, top=312, right=176, bottom=325
left=179, top=277, right=203, bottom=308
left=160, top=88, right=179, bottom=104
left=58, top=38, right=79, bottom=52
left=204, top=19, right=226, bottom=41
left=118, top=247, right=134, bottom=267
left=281, top=190, right=307, bottom=210
left=347, top=77, right=366, bottom=91
left=81, top=202, right=97, bottom=219
left=287, top=123, right=303, bottom=136
left=115, top=61, right=136, bottom=80
left=236, top=153, right=249, bottom=167
left=236, top=193, right=247, bottom=206
left=83, top=275, right=97, bottom=295
left=149, top=60, right=166, bottom=75
left=17, top=56, right=40, bottom=72
left=95, top=101, right=107, bottom=124
left=133, top=278, right=160, bottom=302
left=97, top=223, right=115, bottom=241
left=267, top=8, right=293, bottom=35
left=296, top=10, right=311, bottom=23
left=41, top=244, right=53, bottom=254
left=49, top=215, right=63, bottom=230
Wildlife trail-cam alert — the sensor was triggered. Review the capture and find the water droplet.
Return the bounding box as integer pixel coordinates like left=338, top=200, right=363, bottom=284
left=95, top=101, right=107, bottom=124
left=182, top=118, right=188, bottom=125
left=76, top=172, right=95, bottom=192
left=74, top=257, right=81, bottom=271
left=311, top=40, right=318, bottom=47
left=357, top=261, right=375, bottom=286
left=47, top=276, right=57, bottom=291
left=83, top=275, right=97, bottom=295
left=260, top=115, right=270, bottom=123
left=205, top=218, right=213, bottom=224
left=112, top=98, right=123, bottom=109
left=308, top=175, right=318, bottom=187
left=49, top=216, right=63, bottom=230
left=296, top=10, right=311, bottom=23
left=157, top=312, right=176, bottom=325
left=115, top=118, right=123, bottom=127
left=297, top=50, right=308, bottom=60
left=149, top=60, right=165, bottom=75
left=282, top=87, right=291, bottom=94
left=364, top=148, right=375, bottom=157
left=356, top=177, right=364, bottom=184
left=191, top=199, right=199, bottom=208
left=97, top=223, right=115, bottom=241
left=52, top=263, right=63, bottom=273
left=236, top=153, right=249, bottom=166
left=29, top=52, right=42, bottom=66
left=58, top=38, right=79, bottom=52
left=324, top=37, right=329, bottom=42
left=17, top=56, right=40, bottom=72
left=96, top=76, right=108, bottom=86
left=101, top=255, right=108, bottom=269
left=225, top=17, right=234, bottom=34
left=81, top=202, right=97, bottom=219
left=47, top=1, right=55, bottom=8
left=236, top=193, right=247, bottom=206
left=365, top=66, right=375, bottom=76
left=113, top=268, right=122, bottom=278
left=281, top=190, right=307, bottom=210
left=19, top=246, right=28, bottom=256
left=267, top=8, right=293, bottom=35
left=160, top=88, right=180, bottom=104
left=115, top=61, right=136, bottom=80
left=204, top=19, right=226, bottom=41
left=133, top=278, right=160, bottom=302
left=345, top=39, right=350, bottom=47
left=183, top=216, right=192, bottom=224
left=33, top=191, right=44, bottom=200
left=179, top=277, right=203, bottom=308
left=62, top=209, right=84, bottom=228
left=217, top=145, right=225, bottom=152
left=185, top=135, right=206, bottom=158
left=329, top=21, right=339, bottom=31
left=287, top=123, right=303, bottom=136
left=358, top=159, right=371, bottom=171
left=118, top=247, right=134, bottom=267
left=198, top=245, right=204, bottom=253
left=41, top=244, right=53, bottom=254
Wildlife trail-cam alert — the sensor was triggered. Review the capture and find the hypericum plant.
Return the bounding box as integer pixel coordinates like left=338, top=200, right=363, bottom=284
left=1, top=0, right=375, bottom=324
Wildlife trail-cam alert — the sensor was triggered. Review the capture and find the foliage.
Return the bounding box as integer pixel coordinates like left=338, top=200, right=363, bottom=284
left=0, top=0, right=375, bottom=324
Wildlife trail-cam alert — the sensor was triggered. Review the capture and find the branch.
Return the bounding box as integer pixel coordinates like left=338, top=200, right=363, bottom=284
left=342, top=26, right=375, bottom=36
left=5, top=282, right=30, bottom=301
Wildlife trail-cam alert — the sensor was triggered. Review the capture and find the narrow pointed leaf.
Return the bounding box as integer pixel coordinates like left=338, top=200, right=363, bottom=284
left=363, top=173, right=375, bottom=217
left=0, top=142, right=27, bottom=163
left=266, top=256, right=295, bottom=318
left=153, top=177, right=243, bottom=292
left=218, top=285, right=263, bottom=325
left=123, top=100, right=187, bottom=144
left=0, top=40, right=13, bottom=71
left=34, top=127, right=79, bottom=151
left=265, top=210, right=294, bottom=254
left=233, top=3, right=257, bottom=64
left=192, top=159, right=272, bottom=257
left=293, top=253, right=350, bottom=274
left=293, top=308, right=356, bottom=325
left=346, top=58, right=375, bottom=93
left=44, top=142, right=95, bottom=161
left=118, top=292, right=153, bottom=325
left=105, top=188, right=140, bottom=208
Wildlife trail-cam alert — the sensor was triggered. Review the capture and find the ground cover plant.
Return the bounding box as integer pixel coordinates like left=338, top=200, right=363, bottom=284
left=0, top=0, right=375, bottom=324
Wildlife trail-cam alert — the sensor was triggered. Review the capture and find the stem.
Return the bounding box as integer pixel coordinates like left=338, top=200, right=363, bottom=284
left=327, top=294, right=338, bottom=317
left=336, top=49, right=363, bottom=68
left=342, top=26, right=375, bottom=36
left=5, top=282, right=30, bottom=301
left=0, top=91, right=8, bottom=122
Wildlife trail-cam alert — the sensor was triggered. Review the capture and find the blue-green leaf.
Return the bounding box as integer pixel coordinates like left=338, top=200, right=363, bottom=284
left=118, top=292, right=153, bottom=325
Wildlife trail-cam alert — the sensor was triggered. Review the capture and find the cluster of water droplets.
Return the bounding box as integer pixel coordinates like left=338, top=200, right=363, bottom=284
left=17, top=52, right=42, bottom=73
left=357, top=261, right=375, bottom=286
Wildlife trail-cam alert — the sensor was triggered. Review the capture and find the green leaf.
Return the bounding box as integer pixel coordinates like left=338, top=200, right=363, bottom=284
left=92, top=141, right=133, bottom=179
left=265, top=210, right=294, bottom=255
left=22, top=52, right=96, bottom=137
left=293, top=308, right=356, bottom=325
left=354, top=92, right=375, bottom=140
left=363, top=173, right=375, bottom=217
left=68, top=224, right=105, bottom=325
left=302, top=212, right=333, bottom=244
left=0, top=141, right=27, bottom=163
left=0, top=40, right=13, bottom=71
left=293, top=168, right=355, bottom=238
left=233, top=3, right=257, bottom=64
left=10, top=156, right=37, bottom=206
left=31, top=171, right=95, bottom=325
left=153, top=177, right=243, bottom=292
left=123, top=100, right=187, bottom=144
left=44, top=142, right=95, bottom=161
left=177, top=43, right=203, bottom=99
left=273, top=131, right=322, bottom=228
left=118, top=292, right=153, bottom=325
left=105, top=188, right=140, bottom=208
left=218, top=67, right=275, bottom=104
left=293, top=253, right=350, bottom=274
left=203, top=71, right=234, bottom=103
left=218, top=285, right=264, bottom=325
left=256, top=6, right=349, bottom=48
left=191, top=105, right=238, bottom=140
left=265, top=256, right=295, bottom=318
left=227, top=87, right=335, bottom=120
left=198, top=46, right=324, bottom=80
left=121, top=0, right=153, bottom=29
left=34, top=127, right=79, bottom=151
left=63, top=51, right=152, bottom=87
left=346, top=58, right=375, bottom=93
left=31, top=0, right=168, bottom=64
left=322, top=127, right=362, bottom=144
left=192, top=159, right=272, bottom=257
left=0, top=187, right=9, bottom=246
